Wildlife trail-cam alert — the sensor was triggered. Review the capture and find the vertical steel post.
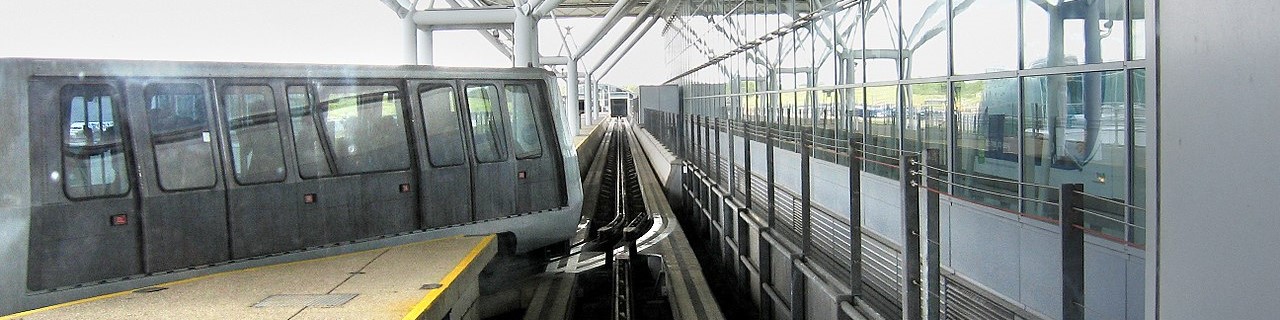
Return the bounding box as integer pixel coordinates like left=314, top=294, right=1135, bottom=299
left=849, top=135, right=863, bottom=299
left=900, top=154, right=922, bottom=320
left=800, top=130, right=812, bottom=256
left=1061, top=183, right=1085, bottom=320
left=924, top=149, right=942, bottom=320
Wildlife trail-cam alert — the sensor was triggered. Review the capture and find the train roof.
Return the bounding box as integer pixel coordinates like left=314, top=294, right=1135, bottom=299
left=0, top=57, right=553, bottom=80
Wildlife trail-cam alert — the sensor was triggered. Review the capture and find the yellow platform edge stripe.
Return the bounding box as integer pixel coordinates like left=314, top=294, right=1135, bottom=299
left=0, top=235, right=469, bottom=320
left=401, top=234, right=496, bottom=320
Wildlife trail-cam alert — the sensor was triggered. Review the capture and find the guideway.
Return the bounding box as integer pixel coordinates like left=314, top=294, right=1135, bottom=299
left=2, top=235, right=497, bottom=320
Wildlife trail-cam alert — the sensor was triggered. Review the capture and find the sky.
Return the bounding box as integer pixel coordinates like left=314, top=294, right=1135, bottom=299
left=0, top=0, right=668, bottom=86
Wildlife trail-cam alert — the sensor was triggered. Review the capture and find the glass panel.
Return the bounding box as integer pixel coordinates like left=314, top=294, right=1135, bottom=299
left=505, top=84, right=543, bottom=159
left=1022, top=71, right=1127, bottom=235
left=952, top=0, right=1018, bottom=74
left=287, top=86, right=333, bottom=178
left=847, top=87, right=866, bottom=161
left=146, top=83, right=216, bottom=191
left=1023, top=0, right=1127, bottom=68
left=902, top=0, right=949, bottom=78
left=952, top=78, right=1019, bottom=211
left=838, top=0, right=865, bottom=84
left=420, top=84, right=466, bottom=167
left=62, top=84, right=129, bottom=198
left=466, top=84, right=507, bottom=163
left=1130, top=0, right=1145, bottom=60
left=904, top=82, right=949, bottom=170
left=313, top=84, right=410, bottom=174
left=222, top=85, right=285, bottom=184
left=864, top=0, right=901, bottom=82
left=864, top=85, right=899, bottom=179
left=1129, top=68, right=1146, bottom=244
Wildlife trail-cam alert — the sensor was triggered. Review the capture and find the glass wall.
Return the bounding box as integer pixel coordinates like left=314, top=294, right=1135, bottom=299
left=664, top=0, right=1148, bottom=243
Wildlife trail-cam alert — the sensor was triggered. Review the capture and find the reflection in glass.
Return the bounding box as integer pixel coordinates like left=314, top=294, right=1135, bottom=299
left=505, top=84, right=544, bottom=159
left=1130, top=0, right=1145, bottom=60
left=287, top=86, right=332, bottom=178
left=466, top=84, right=507, bottom=163
left=902, top=0, right=949, bottom=78
left=147, top=83, right=216, bottom=191
left=313, top=85, right=410, bottom=174
left=420, top=84, right=466, bottom=167
left=1129, top=69, right=1146, bottom=244
left=1023, top=0, right=1127, bottom=68
left=62, top=85, right=129, bottom=198
left=864, top=0, right=901, bottom=82
left=864, top=85, right=899, bottom=179
left=953, top=79, right=1019, bottom=211
left=952, top=0, right=1018, bottom=74
left=904, top=83, right=949, bottom=172
left=1021, top=71, right=1127, bottom=234
left=223, top=86, right=285, bottom=184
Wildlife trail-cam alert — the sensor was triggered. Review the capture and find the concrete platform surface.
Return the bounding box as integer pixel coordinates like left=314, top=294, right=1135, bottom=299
left=2, top=235, right=497, bottom=320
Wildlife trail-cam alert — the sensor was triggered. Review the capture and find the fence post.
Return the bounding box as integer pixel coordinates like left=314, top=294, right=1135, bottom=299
left=900, top=154, right=922, bottom=320
left=924, top=149, right=942, bottom=320
left=1060, top=183, right=1085, bottom=320
left=849, top=136, right=863, bottom=300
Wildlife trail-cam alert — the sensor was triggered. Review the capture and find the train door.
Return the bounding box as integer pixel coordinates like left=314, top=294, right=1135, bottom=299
left=284, top=82, right=418, bottom=246
left=26, top=79, right=144, bottom=291
left=460, top=81, right=517, bottom=220
left=410, top=80, right=474, bottom=227
left=214, top=80, right=302, bottom=258
left=128, top=80, right=231, bottom=272
left=502, top=81, right=568, bottom=213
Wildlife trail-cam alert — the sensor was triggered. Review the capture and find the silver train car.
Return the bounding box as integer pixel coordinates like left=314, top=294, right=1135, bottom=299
left=0, top=58, right=583, bottom=315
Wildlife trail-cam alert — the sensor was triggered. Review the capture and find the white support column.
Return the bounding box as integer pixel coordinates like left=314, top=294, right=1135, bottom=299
left=418, top=27, right=433, bottom=65
left=566, top=60, right=580, bottom=135
left=513, top=0, right=535, bottom=67
left=402, top=13, right=418, bottom=65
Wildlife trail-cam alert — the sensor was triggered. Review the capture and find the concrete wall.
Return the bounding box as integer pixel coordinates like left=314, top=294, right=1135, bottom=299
left=1155, top=1, right=1280, bottom=318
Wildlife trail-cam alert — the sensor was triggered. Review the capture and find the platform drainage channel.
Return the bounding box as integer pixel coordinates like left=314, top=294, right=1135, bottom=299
left=251, top=294, right=358, bottom=308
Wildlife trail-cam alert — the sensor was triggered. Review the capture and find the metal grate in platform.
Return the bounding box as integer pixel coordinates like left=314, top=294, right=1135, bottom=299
left=251, top=294, right=357, bottom=308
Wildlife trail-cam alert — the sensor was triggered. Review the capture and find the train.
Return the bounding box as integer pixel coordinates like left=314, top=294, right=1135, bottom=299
left=0, top=58, right=583, bottom=315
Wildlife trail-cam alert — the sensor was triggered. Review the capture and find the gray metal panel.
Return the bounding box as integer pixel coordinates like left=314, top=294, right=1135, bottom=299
left=1157, top=2, right=1280, bottom=318
left=25, top=78, right=144, bottom=291
left=409, top=80, right=473, bottom=228
left=357, top=172, right=417, bottom=237
left=859, top=173, right=903, bottom=245
left=947, top=202, right=1021, bottom=300
left=464, top=80, right=517, bottom=221
left=226, top=184, right=302, bottom=257
left=0, top=62, right=32, bottom=313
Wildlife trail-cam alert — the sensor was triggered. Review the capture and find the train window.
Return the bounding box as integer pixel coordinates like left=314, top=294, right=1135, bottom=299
left=313, top=84, right=410, bottom=174
left=61, top=84, right=130, bottom=199
left=146, top=83, right=217, bottom=191
left=287, top=86, right=334, bottom=178
left=504, top=84, right=543, bottom=159
left=419, top=84, right=466, bottom=167
left=222, top=85, right=286, bottom=184
left=465, top=84, right=507, bottom=163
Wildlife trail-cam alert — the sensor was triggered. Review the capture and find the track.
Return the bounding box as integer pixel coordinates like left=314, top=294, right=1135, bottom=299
left=526, top=118, right=723, bottom=320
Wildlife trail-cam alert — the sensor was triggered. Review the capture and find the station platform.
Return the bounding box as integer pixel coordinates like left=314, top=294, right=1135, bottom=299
left=2, top=235, right=497, bottom=320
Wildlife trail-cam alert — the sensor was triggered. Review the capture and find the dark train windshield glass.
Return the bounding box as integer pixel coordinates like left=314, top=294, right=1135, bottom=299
left=61, top=84, right=130, bottom=198
left=465, top=84, right=507, bottom=163
left=146, top=83, right=217, bottom=191
left=504, top=84, right=543, bottom=159
left=222, top=85, right=286, bottom=184
left=419, top=84, right=466, bottom=167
